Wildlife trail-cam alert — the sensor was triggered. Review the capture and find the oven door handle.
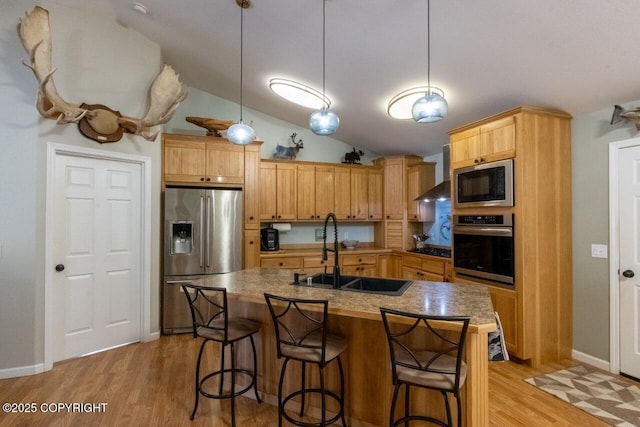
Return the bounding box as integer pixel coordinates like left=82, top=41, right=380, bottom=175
left=452, top=226, right=513, bottom=237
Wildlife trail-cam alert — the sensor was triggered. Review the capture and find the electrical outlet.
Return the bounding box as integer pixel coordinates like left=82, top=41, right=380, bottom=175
left=591, top=244, right=608, bottom=259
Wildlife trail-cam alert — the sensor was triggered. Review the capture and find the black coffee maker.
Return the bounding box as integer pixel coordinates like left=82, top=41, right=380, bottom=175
left=260, top=227, right=279, bottom=251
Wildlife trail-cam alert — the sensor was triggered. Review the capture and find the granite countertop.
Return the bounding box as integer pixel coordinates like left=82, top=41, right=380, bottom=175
left=260, top=246, right=392, bottom=258
left=188, top=267, right=496, bottom=333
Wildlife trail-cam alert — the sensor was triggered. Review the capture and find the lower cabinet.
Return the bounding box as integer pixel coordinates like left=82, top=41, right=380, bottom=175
left=401, top=254, right=448, bottom=281
left=244, top=230, right=260, bottom=268
left=302, top=256, right=335, bottom=274
left=453, top=275, right=519, bottom=355
left=341, top=253, right=378, bottom=276
left=260, top=257, right=302, bottom=270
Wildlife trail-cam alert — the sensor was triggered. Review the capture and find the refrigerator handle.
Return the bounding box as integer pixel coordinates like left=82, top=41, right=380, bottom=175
left=206, top=195, right=211, bottom=268
left=199, top=196, right=204, bottom=268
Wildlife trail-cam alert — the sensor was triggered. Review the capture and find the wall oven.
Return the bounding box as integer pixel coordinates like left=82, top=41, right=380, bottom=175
left=453, top=158, right=514, bottom=208
left=452, top=214, right=514, bottom=286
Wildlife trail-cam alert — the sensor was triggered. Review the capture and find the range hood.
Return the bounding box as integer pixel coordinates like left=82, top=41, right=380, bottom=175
left=414, top=144, right=451, bottom=202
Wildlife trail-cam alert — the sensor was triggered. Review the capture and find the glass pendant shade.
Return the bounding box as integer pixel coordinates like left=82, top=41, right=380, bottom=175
left=310, top=108, right=340, bottom=135
left=411, top=92, right=448, bottom=123
left=227, top=121, right=255, bottom=145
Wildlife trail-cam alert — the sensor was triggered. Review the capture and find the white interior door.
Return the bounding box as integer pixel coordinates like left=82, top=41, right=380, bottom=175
left=52, top=153, right=142, bottom=361
left=618, top=144, right=640, bottom=379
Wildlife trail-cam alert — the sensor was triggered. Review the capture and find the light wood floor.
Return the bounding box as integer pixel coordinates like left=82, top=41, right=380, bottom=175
left=0, top=334, right=622, bottom=426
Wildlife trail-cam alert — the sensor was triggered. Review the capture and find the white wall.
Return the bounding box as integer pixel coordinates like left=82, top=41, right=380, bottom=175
left=166, top=86, right=381, bottom=165
left=0, top=0, right=163, bottom=371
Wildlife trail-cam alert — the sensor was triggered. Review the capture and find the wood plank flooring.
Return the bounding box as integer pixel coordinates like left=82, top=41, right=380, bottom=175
left=0, top=334, right=620, bottom=426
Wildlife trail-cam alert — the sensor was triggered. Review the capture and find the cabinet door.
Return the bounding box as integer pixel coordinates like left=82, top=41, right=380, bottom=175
left=276, top=163, right=297, bottom=220
left=244, top=230, right=260, bottom=268
left=350, top=168, right=369, bottom=220
left=244, top=145, right=260, bottom=228
left=297, top=165, right=317, bottom=220
left=406, top=163, right=435, bottom=222
left=206, top=142, right=244, bottom=184
left=163, top=139, right=207, bottom=183
left=315, top=166, right=335, bottom=219
left=367, top=168, right=383, bottom=221
left=334, top=166, right=351, bottom=220
left=260, top=257, right=302, bottom=269
left=384, top=159, right=404, bottom=219
left=488, top=286, right=518, bottom=355
left=385, top=221, right=404, bottom=249
left=450, top=128, right=482, bottom=169
left=259, top=163, right=277, bottom=220
left=480, top=116, right=516, bottom=162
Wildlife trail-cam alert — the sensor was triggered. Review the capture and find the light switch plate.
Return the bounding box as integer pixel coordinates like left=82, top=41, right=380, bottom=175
left=591, top=244, right=608, bottom=259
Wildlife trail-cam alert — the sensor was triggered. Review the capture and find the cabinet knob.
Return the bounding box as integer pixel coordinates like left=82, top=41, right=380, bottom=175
left=249, top=216, right=254, bottom=220
left=279, top=262, right=283, bottom=266
left=206, top=177, right=211, bottom=182
left=200, top=177, right=205, bottom=181
left=249, top=241, right=254, bottom=245
left=272, top=216, right=276, bottom=219
left=369, top=215, right=373, bottom=218
left=386, top=215, right=390, bottom=219
left=277, top=215, right=281, bottom=219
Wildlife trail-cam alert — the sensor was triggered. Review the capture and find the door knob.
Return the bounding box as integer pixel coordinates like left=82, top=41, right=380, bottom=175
left=622, top=269, right=634, bottom=278
left=55, top=264, right=65, bottom=272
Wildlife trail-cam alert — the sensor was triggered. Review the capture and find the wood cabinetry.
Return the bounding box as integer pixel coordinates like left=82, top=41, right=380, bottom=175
left=374, top=155, right=429, bottom=250
left=334, top=166, right=374, bottom=221
left=302, top=255, right=335, bottom=274
left=297, top=164, right=334, bottom=220
left=259, top=162, right=296, bottom=221
left=450, top=116, right=515, bottom=169
left=406, top=162, right=436, bottom=222
left=243, top=144, right=261, bottom=229
left=260, top=256, right=303, bottom=270
left=401, top=254, right=448, bottom=282
left=341, top=253, right=378, bottom=276
left=244, top=230, right=260, bottom=268
left=163, top=133, right=245, bottom=184
left=449, top=106, right=572, bottom=366
left=367, top=168, right=384, bottom=221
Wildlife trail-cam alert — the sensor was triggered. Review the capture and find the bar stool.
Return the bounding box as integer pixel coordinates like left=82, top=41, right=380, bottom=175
left=264, top=293, right=348, bottom=427
left=380, top=307, right=470, bottom=427
left=182, top=284, right=261, bottom=427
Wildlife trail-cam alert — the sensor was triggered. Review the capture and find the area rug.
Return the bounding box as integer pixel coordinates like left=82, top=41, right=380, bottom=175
left=524, top=365, right=640, bottom=426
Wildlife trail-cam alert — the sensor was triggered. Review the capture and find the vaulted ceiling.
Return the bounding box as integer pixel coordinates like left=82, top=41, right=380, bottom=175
left=97, top=1, right=640, bottom=155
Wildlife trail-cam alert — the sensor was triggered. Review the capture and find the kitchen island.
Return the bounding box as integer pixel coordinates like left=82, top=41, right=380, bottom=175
left=189, top=267, right=496, bottom=426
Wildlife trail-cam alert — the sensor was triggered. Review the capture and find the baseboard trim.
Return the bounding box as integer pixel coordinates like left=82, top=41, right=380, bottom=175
left=572, top=349, right=610, bottom=372
left=0, top=363, right=46, bottom=379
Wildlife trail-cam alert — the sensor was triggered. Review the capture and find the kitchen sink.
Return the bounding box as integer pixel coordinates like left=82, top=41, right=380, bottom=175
left=299, top=273, right=412, bottom=296
left=340, top=277, right=413, bottom=296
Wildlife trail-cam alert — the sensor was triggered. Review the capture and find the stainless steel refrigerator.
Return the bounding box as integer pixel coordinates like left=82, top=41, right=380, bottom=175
left=162, top=187, right=242, bottom=333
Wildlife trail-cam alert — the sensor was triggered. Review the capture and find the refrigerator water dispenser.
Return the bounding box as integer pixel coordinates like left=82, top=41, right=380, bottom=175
left=171, top=222, right=193, bottom=254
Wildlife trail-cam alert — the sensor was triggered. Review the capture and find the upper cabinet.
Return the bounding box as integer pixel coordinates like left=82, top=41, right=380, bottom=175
left=334, top=166, right=370, bottom=221
left=450, top=116, right=515, bottom=169
left=259, top=162, right=296, bottom=221
left=163, top=133, right=245, bottom=184
left=367, top=168, right=383, bottom=221
left=297, top=164, right=335, bottom=220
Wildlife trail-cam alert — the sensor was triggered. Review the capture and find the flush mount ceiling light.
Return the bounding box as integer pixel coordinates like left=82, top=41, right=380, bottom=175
left=309, top=0, right=339, bottom=135
left=269, top=78, right=330, bottom=110
left=387, top=86, right=445, bottom=120
left=411, top=0, right=448, bottom=123
left=227, top=0, right=255, bottom=145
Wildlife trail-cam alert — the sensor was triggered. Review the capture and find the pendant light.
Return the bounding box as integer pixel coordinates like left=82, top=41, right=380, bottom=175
left=411, top=0, right=448, bottom=123
left=227, top=0, right=255, bottom=145
left=309, top=0, right=339, bottom=135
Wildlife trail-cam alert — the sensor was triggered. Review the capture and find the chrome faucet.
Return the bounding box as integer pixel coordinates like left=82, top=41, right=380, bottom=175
left=322, top=213, right=341, bottom=289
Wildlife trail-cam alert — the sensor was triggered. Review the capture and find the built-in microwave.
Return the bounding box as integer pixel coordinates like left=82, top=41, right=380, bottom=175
left=453, top=158, right=514, bottom=209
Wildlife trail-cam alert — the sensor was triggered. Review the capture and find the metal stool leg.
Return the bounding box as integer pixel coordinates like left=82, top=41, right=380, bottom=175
left=191, top=339, right=207, bottom=420
left=230, top=342, right=236, bottom=427
left=249, top=335, right=261, bottom=403
left=299, top=361, right=307, bottom=417
left=337, top=356, right=347, bottom=426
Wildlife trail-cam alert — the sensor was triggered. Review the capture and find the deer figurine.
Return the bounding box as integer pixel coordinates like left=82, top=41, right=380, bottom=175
left=274, top=133, right=304, bottom=160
